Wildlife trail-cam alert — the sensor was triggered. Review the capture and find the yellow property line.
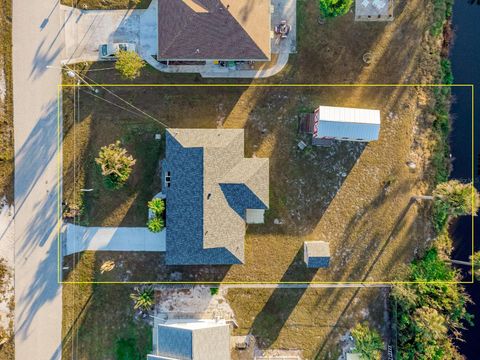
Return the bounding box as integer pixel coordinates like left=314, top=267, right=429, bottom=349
left=57, top=83, right=475, bottom=285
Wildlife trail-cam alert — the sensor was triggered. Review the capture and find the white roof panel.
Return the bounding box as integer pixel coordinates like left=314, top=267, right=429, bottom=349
left=313, top=106, right=381, bottom=141
left=318, top=106, right=381, bottom=125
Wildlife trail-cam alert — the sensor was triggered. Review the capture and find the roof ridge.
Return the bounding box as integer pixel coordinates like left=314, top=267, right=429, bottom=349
left=160, top=0, right=199, bottom=57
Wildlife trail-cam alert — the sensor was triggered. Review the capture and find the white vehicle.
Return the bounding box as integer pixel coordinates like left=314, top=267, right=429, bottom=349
left=99, top=43, right=136, bottom=60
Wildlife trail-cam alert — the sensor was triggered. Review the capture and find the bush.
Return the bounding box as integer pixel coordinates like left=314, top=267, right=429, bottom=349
left=115, top=50, right=145, bottom=80
left=115, top=337, right=141, bottom=360
left=130, top=285, right=154, bottom=311
left=351, top=322, right=384, bottom=360
left=319, top=0, right=353, bottom=18
left=95, top=141, right=136, bottom=190
left=210, top=287, right=219, bottom=296
left=148, top=198, right=165, bottom=217
left=392, top=249, right=472, bottom=360
left=147, top=217, right=164, bottom=233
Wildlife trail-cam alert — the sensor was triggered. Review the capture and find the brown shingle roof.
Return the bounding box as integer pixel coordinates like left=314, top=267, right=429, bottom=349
left=158, top=0, right=271, bottom=60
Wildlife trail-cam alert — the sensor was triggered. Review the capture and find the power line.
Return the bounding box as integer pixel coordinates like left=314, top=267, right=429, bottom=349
left=63, top=64, right=169, bottom=128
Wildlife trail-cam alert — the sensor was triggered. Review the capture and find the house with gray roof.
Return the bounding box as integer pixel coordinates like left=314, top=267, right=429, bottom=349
left=163, top=129, right=269, bottom=265
left=157, top=0, right=271, bottom=62
left=148, top=319, right=231, bottom=360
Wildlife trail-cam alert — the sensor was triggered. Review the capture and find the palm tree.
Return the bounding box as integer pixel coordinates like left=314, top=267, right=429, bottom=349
left=414, top=180, right=479, bottom=215
left=130, top=285, right=154, bottom=312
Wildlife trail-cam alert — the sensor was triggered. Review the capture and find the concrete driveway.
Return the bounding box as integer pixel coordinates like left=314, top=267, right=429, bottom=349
left=61, top=0, right=157, bottom=64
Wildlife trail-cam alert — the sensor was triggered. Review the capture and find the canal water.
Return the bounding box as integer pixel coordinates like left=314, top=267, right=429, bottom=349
left=449, top=0, right=480, bottom=358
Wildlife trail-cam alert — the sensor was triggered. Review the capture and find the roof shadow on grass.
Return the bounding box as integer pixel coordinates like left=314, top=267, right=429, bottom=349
left=249, top=246, right=316, bottom=347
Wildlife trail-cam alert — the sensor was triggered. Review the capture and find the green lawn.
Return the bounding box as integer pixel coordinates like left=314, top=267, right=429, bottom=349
left=63, top=252, right=152, bottom=359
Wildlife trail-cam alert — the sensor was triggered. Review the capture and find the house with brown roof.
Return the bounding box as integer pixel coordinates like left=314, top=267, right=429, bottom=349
left=157, top=0, right=271, bottom=62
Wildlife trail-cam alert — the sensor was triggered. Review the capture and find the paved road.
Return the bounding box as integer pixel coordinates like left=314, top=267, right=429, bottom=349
left=13, top=0, right=64, bottom=359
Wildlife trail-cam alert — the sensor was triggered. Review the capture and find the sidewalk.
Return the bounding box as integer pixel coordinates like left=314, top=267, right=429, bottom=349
left=64, top=223, right=165, bottom=255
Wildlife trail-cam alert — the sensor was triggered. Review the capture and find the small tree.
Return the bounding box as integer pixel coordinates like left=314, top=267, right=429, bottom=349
left=95, top=141, right=136, bottom=190
left=147, top=217, right=164, bottom=233
left=115, top=50, right=145, bottom=80
left=319, top=0, right=353, bottom=18
left=130, top=285, right=154, bottom=312
left=351, top=322, right=384, bottom=360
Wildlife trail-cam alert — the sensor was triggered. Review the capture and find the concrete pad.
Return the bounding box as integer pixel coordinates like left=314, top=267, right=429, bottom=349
left=271, top=0, right=297, bottom=54
left=65, top=223, right=165, bottom=255
left=61, top=1, right=158, bottom=64
left=355, top=0, right=394, bottom=21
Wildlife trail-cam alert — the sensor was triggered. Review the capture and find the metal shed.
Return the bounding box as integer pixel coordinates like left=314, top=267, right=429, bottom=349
left=313, top=106, right=381, bottom=143
left=304, top=241, right=330, bottom=268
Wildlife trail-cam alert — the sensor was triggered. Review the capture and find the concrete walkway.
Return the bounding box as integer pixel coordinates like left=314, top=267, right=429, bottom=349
left=64, top=224, right=165, bottom=255
left=13, top=0, right=64, bottom=358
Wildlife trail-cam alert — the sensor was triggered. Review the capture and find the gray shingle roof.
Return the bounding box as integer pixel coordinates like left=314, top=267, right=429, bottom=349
left=157, top=0, right=271, bottom=60
left=156, top=321, right=231, bottom=360
left=164, top=129, right=269, bottom=265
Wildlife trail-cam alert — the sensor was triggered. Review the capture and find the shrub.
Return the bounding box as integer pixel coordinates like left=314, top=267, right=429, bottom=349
left=147, top=217, right=164, bottom=233
left=319, top=0, right=353, bottom=18
left=115, top=337, right=140, bottom=360
left=115, top=50, right=145, bottom=80
left=148, top=198, right=165, bottom=217
left=95, top=141, right=136, bottom=189
left=130, top=285, right=154, bottom=311
left=392, top=249, right=472, bottom=360
left=210, top=287, right=219, bottom=296
left=351, top=322, right=384, bottom=360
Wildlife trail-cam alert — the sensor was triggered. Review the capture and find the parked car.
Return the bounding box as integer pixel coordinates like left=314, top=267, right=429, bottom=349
left=99, top=43, right=136, bottom=60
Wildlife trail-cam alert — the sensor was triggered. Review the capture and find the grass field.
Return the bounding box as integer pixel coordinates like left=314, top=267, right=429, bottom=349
left=0, top=0, right=13, bottom=358
left=62, top=253, right=152, bottom=359
left=0, top=0, right=13, bottom=203
left=62, top=0, right=449, bottom=357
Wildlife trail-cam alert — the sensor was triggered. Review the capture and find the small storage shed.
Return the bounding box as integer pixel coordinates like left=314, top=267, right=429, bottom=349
left=304, top=241, right=330, bottom=268
left=312, top=105, right=381, bottom=143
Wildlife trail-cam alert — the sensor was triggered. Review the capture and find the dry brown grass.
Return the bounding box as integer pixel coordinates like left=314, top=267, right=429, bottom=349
left=62, top=0, right=448, bottom=357
left=60, top=0, right=152, bottom=10
left=0, top=0, right=13, bottom=203
left=227, top=287, right=389, bottom=359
